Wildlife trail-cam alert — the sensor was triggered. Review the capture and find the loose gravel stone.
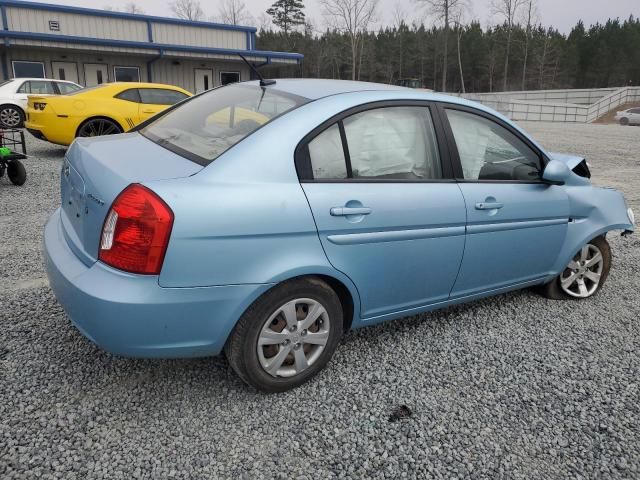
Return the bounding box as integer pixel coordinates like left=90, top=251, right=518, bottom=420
left=1, top=124, right=639, bottom=479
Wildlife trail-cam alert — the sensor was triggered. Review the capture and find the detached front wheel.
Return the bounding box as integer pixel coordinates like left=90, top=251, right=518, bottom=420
left=225, top=277, right=343, bottom=392
left=541, top=236, right=611, bottom=299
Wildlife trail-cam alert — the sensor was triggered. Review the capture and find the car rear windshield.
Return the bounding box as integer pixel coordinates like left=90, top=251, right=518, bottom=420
left=139, top=83, right=308, bottom=166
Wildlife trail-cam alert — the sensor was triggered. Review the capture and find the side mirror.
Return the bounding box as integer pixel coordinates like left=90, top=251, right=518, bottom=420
left=542, top=159, right=570, bottom=186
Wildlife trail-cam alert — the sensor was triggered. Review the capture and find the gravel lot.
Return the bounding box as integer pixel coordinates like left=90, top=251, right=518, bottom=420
left=1, top=123, right=639, bottom=479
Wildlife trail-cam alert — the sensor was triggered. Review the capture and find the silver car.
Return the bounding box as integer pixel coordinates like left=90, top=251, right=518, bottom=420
left=615, top=107, right=640, bottom=126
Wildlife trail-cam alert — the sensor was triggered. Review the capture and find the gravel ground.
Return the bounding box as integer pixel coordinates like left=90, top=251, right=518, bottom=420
left=1, top=123, right=639, bottom=479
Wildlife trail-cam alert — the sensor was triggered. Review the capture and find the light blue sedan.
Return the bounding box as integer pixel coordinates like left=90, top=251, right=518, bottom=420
left=44, top=79, right=635, bottom=392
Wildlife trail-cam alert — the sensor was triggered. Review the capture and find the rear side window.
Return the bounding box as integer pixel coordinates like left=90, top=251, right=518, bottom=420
left=307, top=106, right=442, bottom=181
left=17, top=80, right=55, bottom=95
left=116, top=89, right=141, bottom=103
left=309, top=124, right=347, bottom=179
left=139, top=88, right=189, bottom=105
left=445, top=109, right=542, bottom=181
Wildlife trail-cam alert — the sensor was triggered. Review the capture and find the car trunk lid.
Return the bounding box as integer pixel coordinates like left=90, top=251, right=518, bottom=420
left=60, top=132, right=201, bottom=265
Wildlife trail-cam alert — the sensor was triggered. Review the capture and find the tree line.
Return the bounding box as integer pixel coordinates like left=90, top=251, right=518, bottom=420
left=145, top=0, right=640, bottom=93
left=258, top=15, right=640, bottom=92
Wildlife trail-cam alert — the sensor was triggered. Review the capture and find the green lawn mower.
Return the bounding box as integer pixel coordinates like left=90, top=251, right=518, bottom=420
left=0, top=128, right=27, bottom=186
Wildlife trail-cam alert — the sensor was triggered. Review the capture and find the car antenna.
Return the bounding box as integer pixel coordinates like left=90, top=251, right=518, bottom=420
left=238, top=54, right=276, bottom=87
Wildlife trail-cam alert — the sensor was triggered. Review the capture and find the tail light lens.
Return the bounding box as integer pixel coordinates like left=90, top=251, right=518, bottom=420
left=33, top=102, right=47, bottom=111
left=99, top=184, right=174, bottom=275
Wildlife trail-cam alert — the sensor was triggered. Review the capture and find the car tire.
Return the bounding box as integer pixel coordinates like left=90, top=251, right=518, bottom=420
left=7, top=160, right=27, bottom=186
left=540, top=235, right=611, bottom=300
left=225, top=277, right=343, bottom=392
left=76, top=118, right=123, bottom=138
left=0, top=104, right=24, bottom=128
left=620, top=117, right=629, bottom=126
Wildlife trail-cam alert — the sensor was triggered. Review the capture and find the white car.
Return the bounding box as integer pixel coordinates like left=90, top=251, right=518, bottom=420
left=615, top=107, right=640, bottom=126
left=0, top=78, right=82, bottom=128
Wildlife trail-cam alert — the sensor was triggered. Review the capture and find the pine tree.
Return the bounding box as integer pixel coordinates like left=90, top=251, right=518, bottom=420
left=267, top=0, right=306, bottom=38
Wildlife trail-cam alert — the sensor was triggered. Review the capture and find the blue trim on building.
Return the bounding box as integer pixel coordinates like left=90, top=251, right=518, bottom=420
left=0, top=30, right=304, bottom=62
left=0, top=51, right=7, bottom=80
left=0, top=0, right=257, bottom=33
left=146, top=50, right=163, bottom=82
left=0, top=4, right=8, bottom=30
left=146, top=20, right=153, bottom=43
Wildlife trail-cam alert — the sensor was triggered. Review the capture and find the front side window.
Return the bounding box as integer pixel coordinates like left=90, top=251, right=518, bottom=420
left=114, top=66, right=140, bottom=82
left=307, top=106, right=442, bottom=181
left=56, top=82, right=82, bottom=94
left=139, top=88, right=189, bottom=105
left=445, top=109, right=542, bottom=181
left=140, top=83, right=307, bottom=166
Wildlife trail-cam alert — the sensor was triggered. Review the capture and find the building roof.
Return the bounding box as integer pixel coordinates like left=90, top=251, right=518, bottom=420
left=0, top=0, right=303, bottom=64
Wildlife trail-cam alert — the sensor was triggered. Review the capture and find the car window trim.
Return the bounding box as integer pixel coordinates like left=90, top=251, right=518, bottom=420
left=295, top=100, right=456, bottom=183
left=436, top=102, right=549, bottom=184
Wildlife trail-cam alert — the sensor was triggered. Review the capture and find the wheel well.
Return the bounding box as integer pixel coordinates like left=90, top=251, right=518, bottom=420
left=0, top=103, right=25, bottom=118
left=75, top=116, right=124, bottom=137
left=313, top=274, right=355, bottom=331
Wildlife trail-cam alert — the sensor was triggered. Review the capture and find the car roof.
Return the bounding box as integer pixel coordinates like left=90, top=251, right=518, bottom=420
left=252, top=78, right=408, bottom=100
left=9, top=77, right=78, bottom=83
left=247, top=78, right=473, bottom=107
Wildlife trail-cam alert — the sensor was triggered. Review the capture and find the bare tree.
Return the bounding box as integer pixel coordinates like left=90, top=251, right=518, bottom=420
left=417, top=0, right=468, bottom=92
left=320, top=0, right=378, bottom=80
left=452, top=12, right=465, bottom=93
left=218, top=0, right=254, bottom=25
left=520, top=0, right=537, bottom=90
left=170, top=0, right=205, bottom=21
left=123, top=3, right=145, bottom=14
left=491, top=0, right=526, bottom=91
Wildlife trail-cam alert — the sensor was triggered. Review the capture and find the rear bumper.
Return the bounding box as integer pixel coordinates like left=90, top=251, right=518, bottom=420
left=26, top=127, right=47, bottom=141
left=44, top=208, right=272, bottom=358
left=25, top=114, right=74, bottom=146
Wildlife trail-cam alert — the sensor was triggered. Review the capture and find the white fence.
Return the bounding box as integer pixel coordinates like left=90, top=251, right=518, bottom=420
left=459, top=87, right=640, bottom=123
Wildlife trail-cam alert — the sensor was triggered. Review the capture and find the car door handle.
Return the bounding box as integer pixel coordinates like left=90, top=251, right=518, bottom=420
left=475, top=202, right=504, bottom=210
left=330, top=207, right=372, bottom=216
left=142, top=109, right=157, bottom=114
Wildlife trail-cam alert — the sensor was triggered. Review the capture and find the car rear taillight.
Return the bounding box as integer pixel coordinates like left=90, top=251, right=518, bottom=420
left=98, top=184, right=174, bottom=275
left=33, top=102, right=47, bottom=110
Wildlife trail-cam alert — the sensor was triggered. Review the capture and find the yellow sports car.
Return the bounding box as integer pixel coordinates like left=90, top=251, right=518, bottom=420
left=25, top=82, right=191, bottom=146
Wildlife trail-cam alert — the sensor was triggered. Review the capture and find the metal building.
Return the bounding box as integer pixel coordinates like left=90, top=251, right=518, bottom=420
left=0, top=0, right=302, bottom=93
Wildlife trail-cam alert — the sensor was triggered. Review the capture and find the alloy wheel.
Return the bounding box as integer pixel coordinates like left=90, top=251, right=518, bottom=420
left=257, top=298, right=330, bottom=378
left=560, top=244, right=604, bottom=298
left=78, top=119, right=120, bottom=137
left=0, top=107, right=22, bottom=127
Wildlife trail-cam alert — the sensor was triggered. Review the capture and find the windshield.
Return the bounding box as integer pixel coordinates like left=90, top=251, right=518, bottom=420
left=139, top=83, right=308, bottom=166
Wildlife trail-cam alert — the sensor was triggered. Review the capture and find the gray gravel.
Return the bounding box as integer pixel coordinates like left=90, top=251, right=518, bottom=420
left=1, top=124, right=639, bottom=479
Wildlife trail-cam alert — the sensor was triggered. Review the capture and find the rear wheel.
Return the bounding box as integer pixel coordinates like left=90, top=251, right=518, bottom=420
left=0, top=104, right=24, bottom=128
left=7, top=160, right=26, bottom=186
left=77, top=118, right=122, bottom=138
left=225, top=277, right=343, bottom=392
left=540, top=236, right=610, bottom=300
left=620, top=117, right=630, bottom=126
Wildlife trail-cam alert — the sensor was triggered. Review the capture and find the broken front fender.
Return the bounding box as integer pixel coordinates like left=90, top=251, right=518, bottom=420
left=547, top=186, right=634, bottom=279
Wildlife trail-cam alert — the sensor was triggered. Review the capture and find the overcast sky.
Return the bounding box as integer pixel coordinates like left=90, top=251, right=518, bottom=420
left=25, top=0, right=640, bottom=34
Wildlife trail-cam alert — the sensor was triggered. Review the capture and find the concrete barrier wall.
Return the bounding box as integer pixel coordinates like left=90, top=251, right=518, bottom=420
left=459, top=87, right=640, bottom=123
